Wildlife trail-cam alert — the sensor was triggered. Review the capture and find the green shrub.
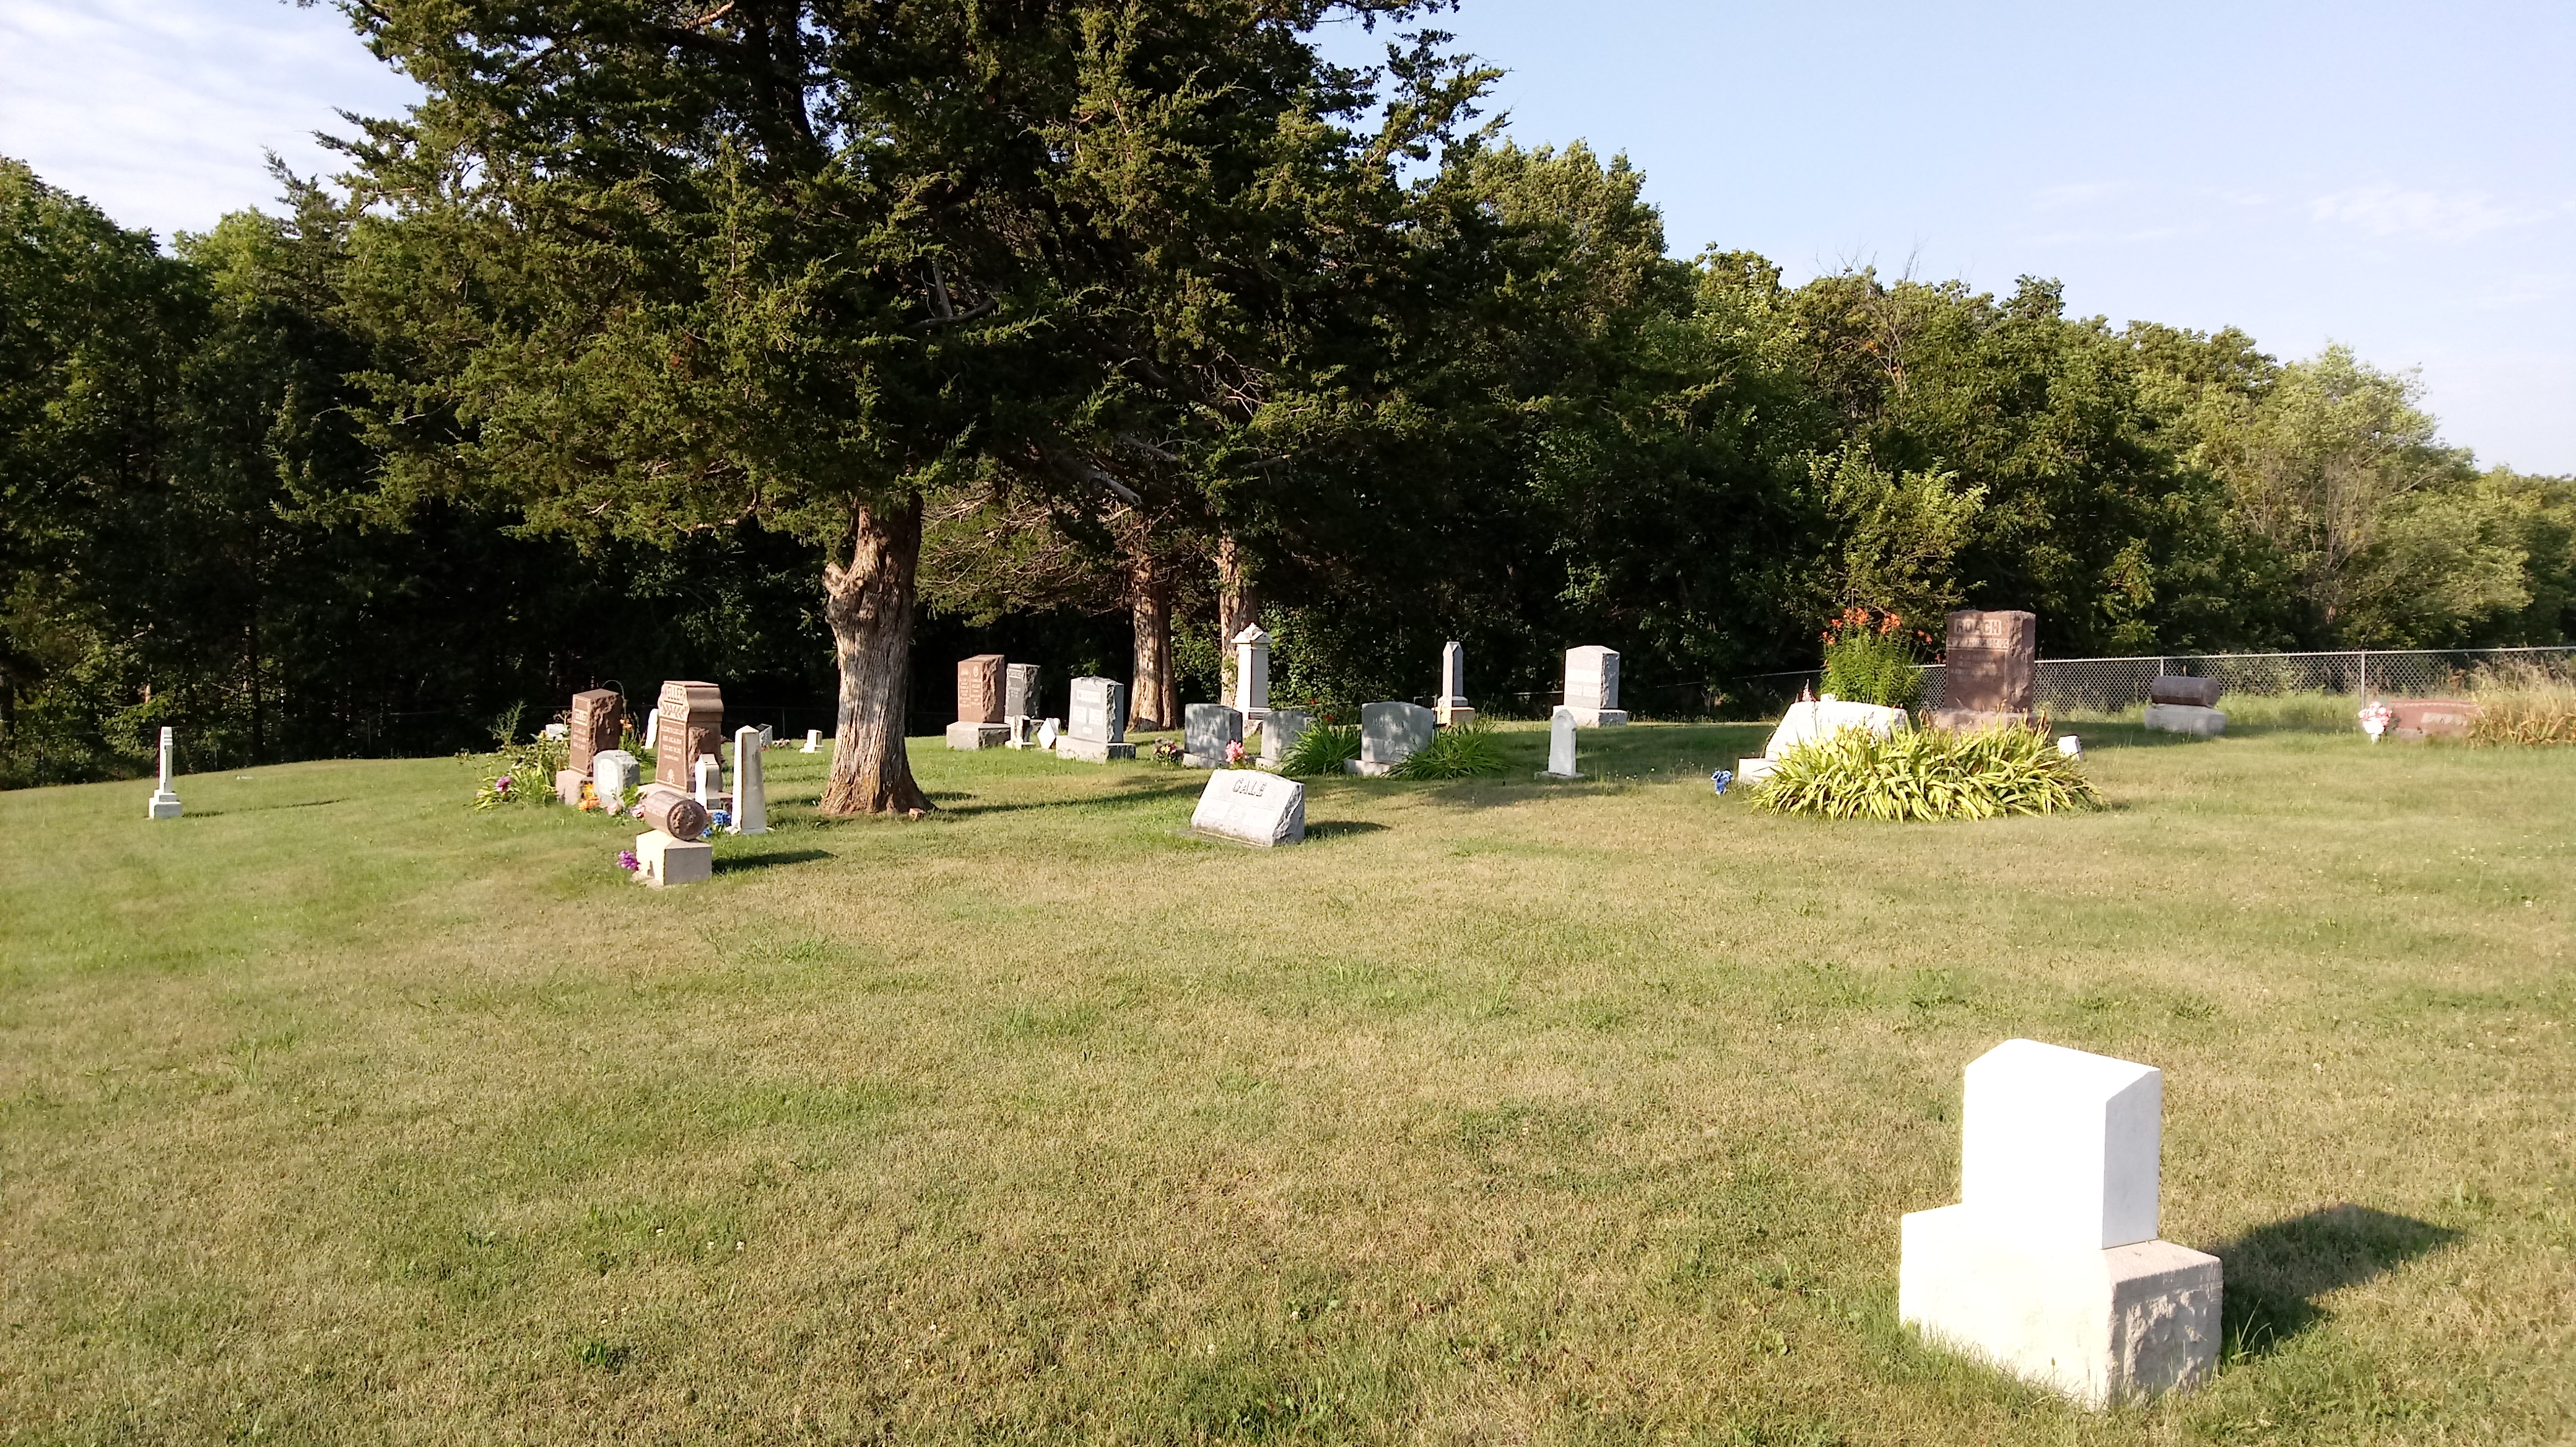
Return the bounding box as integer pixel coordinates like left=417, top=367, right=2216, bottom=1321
left=1749, top=723, right=2099, bottom=820
left=1274, top=722, right=1360, bottom=777
left=1818, top=607, right=1926, bottom=709
left=1388, top=721, right=1510, bottom=780
left=472, top=735, right=569, bottom=809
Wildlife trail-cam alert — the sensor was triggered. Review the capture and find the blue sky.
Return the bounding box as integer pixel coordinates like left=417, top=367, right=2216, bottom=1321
left=4, top=0, right=2568, bottom=471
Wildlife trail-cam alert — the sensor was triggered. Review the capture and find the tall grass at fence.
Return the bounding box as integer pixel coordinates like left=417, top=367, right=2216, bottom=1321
left=2055, top=691, right=2361, bottom=733
left=2467, top=660, right=2576, bottom=746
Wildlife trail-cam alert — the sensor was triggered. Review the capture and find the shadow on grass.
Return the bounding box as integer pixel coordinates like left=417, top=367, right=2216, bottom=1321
left=934, top=781, right=1203, bottom=818
left=181, top=797, right=356, bottom=818
left=713, top=849, right=833, bottom=873
left=2212, top=1204, right=2458, bottom=1360
left=1302, top=820, right=1389, bottom=842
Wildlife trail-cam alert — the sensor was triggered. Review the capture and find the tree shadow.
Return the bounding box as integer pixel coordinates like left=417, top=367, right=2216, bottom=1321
left=713, top=849, right=833, bottom=873
left=2211, top=1204, right=2459, bottom=1359
left=1302, top=820, right=1389, bottom=841
left=181, top=797, right=354, bottom=818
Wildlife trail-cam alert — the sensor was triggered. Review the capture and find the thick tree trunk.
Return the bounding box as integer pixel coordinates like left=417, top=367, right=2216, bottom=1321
left=820, top=494, right=933, bottom=816
left=1129, top=557, right=1177, bottom=732
left=1215, top=533, right=1258, bottom=702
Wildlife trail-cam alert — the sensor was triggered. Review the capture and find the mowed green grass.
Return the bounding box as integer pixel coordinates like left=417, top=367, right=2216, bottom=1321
left=2, top=720, right=2570, bottom=1446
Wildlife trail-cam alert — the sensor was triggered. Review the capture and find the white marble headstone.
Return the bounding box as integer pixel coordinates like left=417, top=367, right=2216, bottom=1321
left=1232, top=625, right=1270, bottom=722
left=1068, top=677, right=1126, bottom=743
left=591, top=749, right=640, bottom=803
left=1190, top=768, right=1305, bottom=847
left=803, top=728, right=820, bottom=753
left=1961, top=1039, right=2162, bottom=1250
left=642, top=708, right=659, bottom=748
left=1563, top=647, right=1627, bottom=725
left=1762, top=697, right=1907, bottom=758
left=1541, top=706, right=1578, bottom=777
left=1355, top=701, right=1433, bottom=770
left=147, top=726, right=183, bottom=818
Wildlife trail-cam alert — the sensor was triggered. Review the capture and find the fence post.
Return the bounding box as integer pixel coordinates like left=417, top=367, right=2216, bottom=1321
left=2357, top=650, right=2367, bottom=701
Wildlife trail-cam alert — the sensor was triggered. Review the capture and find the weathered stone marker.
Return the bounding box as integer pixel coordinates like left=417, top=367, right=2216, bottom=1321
left=1930, top=611, right=2036, bottom=730
left=2380, top=698, right=2480, bottom=740
left=1738, top=696, right=1909, bottom=784
left=1435, top=640, right=1476, bottom=726
left=569, top=688, right=624, bottom=773
left=802, top=728, right=820, bottom=753
left=590, top=749, right=640, bottom=805
left=1189, top=768, right=1306, bottom=847
left=948, top=654, right=1009, bottom=749
left=2144, top=674, right=2227, bottom=737
left=1005, top=662, right=1041, bottom=735
left=1232, top=626, right=1271, bottom=724
left=1347, top=701, right=1433, bottom=776
left=731, top=725, right=768, bottom=834
left=635, top=782, right=715, bottom=886
left=1181, top=702, right=1244, bottom=768
left=1058, top=676, right=1135, bottom=762
left=1900, top=1039, right=2221, bottom=1407
left=652, top=681, right=724, bottom=789
left=147, top=727, right=183, bottom=819
left=1260, top=707, right=1309, bottom=766
left=1564, top=646, right=1628, bottom=727
left=1538, top=706, right=1580, bottom=779
left=693, top=754, right=723, bottom=813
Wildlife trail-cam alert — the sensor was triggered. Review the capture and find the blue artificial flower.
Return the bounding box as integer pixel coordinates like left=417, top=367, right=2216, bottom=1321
left=1710, top=769, right=1733, bottom=797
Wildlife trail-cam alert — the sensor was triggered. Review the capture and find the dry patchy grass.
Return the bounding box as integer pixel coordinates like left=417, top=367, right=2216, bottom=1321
left=1, top=722, right=2571, bottom=1445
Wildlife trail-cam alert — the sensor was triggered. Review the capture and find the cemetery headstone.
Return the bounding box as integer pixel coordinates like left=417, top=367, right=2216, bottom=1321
left=147, top=727, right=183, bottom=819
left=803, top=728, right=821, bottom=753
left=1260, top=707, right=1310, bottom=765
left=641, top=708, right=658, bottom=748
left=694, top=754, right=723, bottom=815
left=542, top=722, right=569, bottom=740
left=1563, top=646, right=1628, bottom=727
left=1058, top=677, right=1134, bottom=761
left=1006, top=662, right=1041, bottom=725
left=1738, top=696, right=1908, bottom=785
left=948, top=654, right=1009, bottom=749
left=638, top=783, right=711, bottom=841
left=590, top=749, right=640, bottom=805
left=1347, top=701, right=1434, bottom=776
left=1538, top=706, right=1580, bottom=779
left=2382, top=698, right=2480, bottom=740
left=1435, top=640, right=1476, bottom=726
left=1181, top=702, right=1245, bottom=768
left=757, top=724, right=775, bottom=748
left=1232, top=626, right=1271, bottom=724
left=1899, top=1039, right=2221, bottom=1407
left=2144, top=674, right=2226, bottom=736
left=731, top=725, right=768, bottom=834
left=1039, top=717, right=1061, bottom=750
left=652, top=681, right=724, bottom=789
left=1930, top=610, right=2036, bottom=730
left=568, top=688, right=624, bottom=774
left=1190, top=767, right=1306, bottom=847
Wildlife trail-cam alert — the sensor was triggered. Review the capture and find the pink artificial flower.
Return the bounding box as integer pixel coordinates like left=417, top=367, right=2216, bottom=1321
left=1225, top=740, right=1245, bottom=765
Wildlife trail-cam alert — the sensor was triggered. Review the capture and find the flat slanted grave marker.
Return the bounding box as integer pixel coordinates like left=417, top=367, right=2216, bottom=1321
left=1190, top=769, right=1305, bottom=847
left=1899, top=1039, right=2221, bottom=1407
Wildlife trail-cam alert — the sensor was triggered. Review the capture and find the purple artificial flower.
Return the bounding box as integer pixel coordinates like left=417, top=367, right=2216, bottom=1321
left=617, top=850, right=640, bottom=872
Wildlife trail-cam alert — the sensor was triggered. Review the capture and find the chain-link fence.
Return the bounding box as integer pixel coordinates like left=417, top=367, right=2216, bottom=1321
left=1733, top=645, right=2576, bottom=720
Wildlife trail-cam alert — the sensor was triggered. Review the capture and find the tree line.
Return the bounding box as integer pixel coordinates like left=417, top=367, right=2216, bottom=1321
left=4, top=1, right=2569, bottom=800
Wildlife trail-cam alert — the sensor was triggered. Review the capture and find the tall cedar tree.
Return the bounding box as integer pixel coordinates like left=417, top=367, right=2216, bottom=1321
left=330, top=0, right=1453, bottom=813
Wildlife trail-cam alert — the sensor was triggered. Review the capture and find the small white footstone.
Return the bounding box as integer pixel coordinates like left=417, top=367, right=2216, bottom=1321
left=2143, top=704, right=2226, bottom=737
left=1190, top=769, right=1305, bottom=847
left=1900, top=1205, right=2220, bottom=1407
left=1538, top=705, right=1580, bottom=778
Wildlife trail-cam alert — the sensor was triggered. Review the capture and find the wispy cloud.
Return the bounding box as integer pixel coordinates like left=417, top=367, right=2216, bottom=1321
left=2307, top=185, right=2565, bottom=242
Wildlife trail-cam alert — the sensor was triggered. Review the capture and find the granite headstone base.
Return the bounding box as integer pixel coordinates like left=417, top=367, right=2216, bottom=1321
left=1568, top=708, right=1628, bottom=727
left=2143, top=704, right=2226, bottom=737
left=1900, top=1205, right=2220, bottom=1408
left=946, top=721, right=1009, bottom=750
left=1928, top=709, right=2032, bottom=732
left=635, top=828, right=713, bottom=888
left=555, top=768, right=590, bottom=806
left=1056, top=737, right=1136, bottom=763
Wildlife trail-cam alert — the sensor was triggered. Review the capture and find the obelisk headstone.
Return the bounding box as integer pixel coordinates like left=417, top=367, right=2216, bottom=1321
left=731, top=725, right=768, bottom=834
left=147, top=727, right=183, bottom=819
left=1232, top=626, right=1271, bottom=725
left=1435, top=640, right=1476, bottom=726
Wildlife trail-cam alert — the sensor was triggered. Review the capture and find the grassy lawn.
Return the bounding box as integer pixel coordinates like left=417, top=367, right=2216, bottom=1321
left=2, top=719, right=2570, bottom=1445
